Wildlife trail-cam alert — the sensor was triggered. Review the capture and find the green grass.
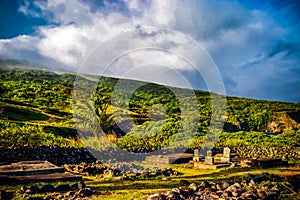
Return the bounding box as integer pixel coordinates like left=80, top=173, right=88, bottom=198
left=82, top=164, right=300, bottom=200
left=0, top=164, right=299, bottom=199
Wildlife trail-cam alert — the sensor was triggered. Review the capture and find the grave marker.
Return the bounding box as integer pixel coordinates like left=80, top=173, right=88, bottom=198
left=193, top=149, right=200, bottom=161
left=207, top=150, right=213, bottom=157
left=221, top=147, right=231, bottom=163
left=204, top=150, right=214, bottom=165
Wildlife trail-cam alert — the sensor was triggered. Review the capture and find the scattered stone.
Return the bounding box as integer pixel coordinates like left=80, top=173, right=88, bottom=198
left=257, top=189, right=267, bottom=198
left=221, top=181, right=229, bottom=189
left=250, top=176, right=261, bottom=186
left=64, top=191, right=75, bottom=198
left=78, top=187, right=94, bottom=197
left=166, top=192, right=180, bottom=200
left=232, top=189, right=242, bottom=197
left=147, top=173, right=294, bottom=200
left=189, top=183, right=198, bottom=191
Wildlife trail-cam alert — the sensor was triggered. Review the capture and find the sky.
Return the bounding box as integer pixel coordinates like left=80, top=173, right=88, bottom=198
left=0, top=0, right=299, bottom=102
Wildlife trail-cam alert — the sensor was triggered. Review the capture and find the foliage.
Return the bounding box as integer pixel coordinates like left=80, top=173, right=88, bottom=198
left=0, top=120, right=77, bottom=147
left=0, top=69, right=299, bottom=149
left=217, top=130, right=300, bottom=148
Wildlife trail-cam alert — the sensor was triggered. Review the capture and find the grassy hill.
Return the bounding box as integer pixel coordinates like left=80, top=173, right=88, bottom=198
left=0, top=64, right=299, bottom=150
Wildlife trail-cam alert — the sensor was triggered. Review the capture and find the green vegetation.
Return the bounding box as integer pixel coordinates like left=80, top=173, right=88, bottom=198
left=0, top=67, right=299, bottom=200
left=0, top=69, right=299, bottom=149
left=0, top=120, right=80, bottom=148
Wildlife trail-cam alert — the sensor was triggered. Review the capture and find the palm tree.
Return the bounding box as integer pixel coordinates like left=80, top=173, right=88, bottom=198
left=73, top=92, right=115, bottom=135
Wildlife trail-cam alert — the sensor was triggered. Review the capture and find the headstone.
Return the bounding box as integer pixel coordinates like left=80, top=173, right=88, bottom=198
left=204, top=156, right=214, bottom=165
left=221, top=147, right=231, bottom=163
left=193, top=149, right=200, bottom=161
left=207, top=150, right=213, bottom=157
left=204, top=150, right=214, bottom=165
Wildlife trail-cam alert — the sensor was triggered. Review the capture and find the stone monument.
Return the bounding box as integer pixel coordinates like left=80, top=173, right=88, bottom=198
left=221, top=147, right=231, bottom=163
left=193, top=149, right=200, bottom=161
left=204, top=150, right=214, bottom=165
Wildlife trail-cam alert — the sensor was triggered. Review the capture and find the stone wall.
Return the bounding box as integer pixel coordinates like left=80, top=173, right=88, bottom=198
left=232, top=146, right=300, bottom=160
left=0, top=146, right=96, bottom=165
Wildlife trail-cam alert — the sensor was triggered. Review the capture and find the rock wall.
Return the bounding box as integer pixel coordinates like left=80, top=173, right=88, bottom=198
left=0, top=146, right=96, bottom=165
left=232, top=146, right=300, bottom=160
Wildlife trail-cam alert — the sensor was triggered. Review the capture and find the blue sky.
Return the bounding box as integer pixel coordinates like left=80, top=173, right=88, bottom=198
left=0, top=0, right=299, bottom=102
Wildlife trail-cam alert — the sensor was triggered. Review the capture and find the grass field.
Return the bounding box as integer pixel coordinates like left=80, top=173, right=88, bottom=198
left=85, top=164, right=300, bottom=200
left=1, top=164, right=299, bottom=200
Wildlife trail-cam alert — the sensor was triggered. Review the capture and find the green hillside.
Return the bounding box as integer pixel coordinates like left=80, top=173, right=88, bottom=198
left=0, top=68, right=299, bottom=150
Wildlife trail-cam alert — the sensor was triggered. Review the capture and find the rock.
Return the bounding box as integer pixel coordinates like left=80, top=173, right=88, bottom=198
left=250, top=176, right=261, bottom=186
left=189, top=183, right=198, bottom=191
left=240, top=191, right=258, bottom=199
left=233, top=182, right=241, bottom=188
left=147, top=193, right=167, bottom=200
left=271, top=184, right=280, bottom=192
left=221, top=181, right=229, bottom=189
left=226, top=185, right=238, bottom=192
left=20, top=185, right=27, bottom=193
left=232, top=189, right=242, bottom=197
left=179, top=187, right=193, bottom=198
left=64, top=191, right=75, bottom=198
left=78, top=187, right=94, bottom=197
left=56, top=194, right=63, bottom=199
left=55, top=184, right=71, bottom=192
left=171, top=188, right=181, bottom=194
left=216, top=191, right=223, bottom=197
left=257, top=189, right=267, bottom=198
left=203, top=187, right=212, bottom=193
left=199, top=181, right=209, bottom=188
left=216, top=184, right=222, bottom=191
left=40, top=183, right=54, bottom=193
left=223, top=190, right=231, bottom=197
left=166, top=192, right=181, bottom=200
left=210, top=192, right=219, bottom=199
left=241, top=180, right=248, bottom=187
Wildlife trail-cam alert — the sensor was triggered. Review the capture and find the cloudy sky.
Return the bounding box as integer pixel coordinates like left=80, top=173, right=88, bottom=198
left=0, top=0, right=299, bottom=102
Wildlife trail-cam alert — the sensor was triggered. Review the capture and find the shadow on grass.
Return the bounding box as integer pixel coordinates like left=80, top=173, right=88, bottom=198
left=176, top=167, right=256, bottom=180
left=88, top=180, right=181, bottom=191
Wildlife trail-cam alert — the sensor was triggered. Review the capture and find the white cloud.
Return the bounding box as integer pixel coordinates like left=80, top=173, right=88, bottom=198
left=0, top=0, right=299, bottom=101
left=145, top=0, right=177, bottom=27
left=37, top=25, right=87, bottom=66
left=0, top=35, right=39, bottom=56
